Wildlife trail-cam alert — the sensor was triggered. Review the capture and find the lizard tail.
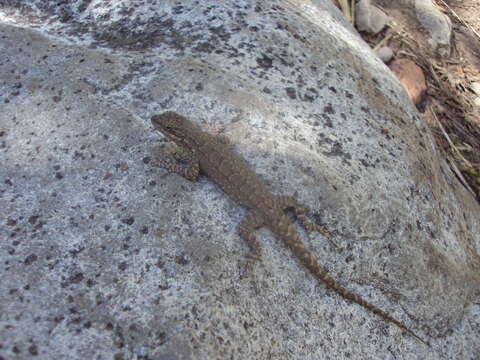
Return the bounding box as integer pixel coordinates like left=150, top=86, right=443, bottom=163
left=285, top=233, right=429, bottom=346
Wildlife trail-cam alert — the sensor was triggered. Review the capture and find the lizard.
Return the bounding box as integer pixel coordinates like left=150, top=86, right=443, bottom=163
left=151, top=111, right=428, bottom=345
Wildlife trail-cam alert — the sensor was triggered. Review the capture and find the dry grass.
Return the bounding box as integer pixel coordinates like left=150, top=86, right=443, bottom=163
left=331, top=0, right=480, bottom=200
left=392, top=25, right=480, bottom=200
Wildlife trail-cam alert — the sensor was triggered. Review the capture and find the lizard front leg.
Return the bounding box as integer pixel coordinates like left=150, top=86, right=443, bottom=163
left=276, top=196, right=330, bottom=236
left=156, top=147, right=200, bottom=181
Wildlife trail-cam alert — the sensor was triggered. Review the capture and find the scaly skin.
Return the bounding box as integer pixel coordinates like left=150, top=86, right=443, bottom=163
left=151, top=111, right=428, bottom=345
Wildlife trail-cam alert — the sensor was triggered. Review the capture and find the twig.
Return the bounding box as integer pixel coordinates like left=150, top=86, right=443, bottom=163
left=430, top=104, right=475, bottom=183
left=436, top=0, right=480, bottom=41
left=446, top=156, right=477, bottom=196
left=432, top=104, right=477, bottom=196
left=373, top=29, right=393, bottom=51
left=337, top=0, right=352, bottom=23
left=351, top=0, right=355, bottom=24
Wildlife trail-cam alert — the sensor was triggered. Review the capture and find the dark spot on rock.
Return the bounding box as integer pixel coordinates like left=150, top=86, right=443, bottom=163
left=209, top=24, right=231, bottom=42
left=12, top=346, right=20, bottom=354
left=55, top=172, right=64, bottom=180
left=256, top=54, right=273, bottom=70
left=175, top=254, right=189, bottom=265
left=73, top=151, right=85, bottom=160
left=195, top=83, right=203, bottom=91
left=86, top=279, right=95, bottom=287
left=114, top=353, right=125, bottom=360
left=262, top=87, right=271, bottom=94
left=157, top=331, right=167, bottom=345
left=285, top=87, right=296, bottom=99
left=156, top=259, right=164, bottom=269
left=71, top=273, right=84, bottom=283
left=0, top=130, right=5, bottom=137
left=320, top=114, right=333, bottom=128
left=322, top=142, right=351, bottom=164
left=328, top=86, right=337, bottom=93
left=345, top=91, right=353, bottom=99
left=360, top=106, right=370, bottom=114
left=5, top=178, right=13, bottom=185
left=28, top=215, right=39, bottom=224
left=302, top=88, right=318, bottom=102
left=106, top=322, right=114, bottom=331
left=141, top=226, right=149, bottom=234
left=323, top=104, right=335, bottom=114
left=149, top=180, right=156, bottom=186
left=118, top=262, right=128, bottom=271
left=121, top=217, right=135, bottom=225
left=69, top=246, right=85, bottom=258
left=172, top=5, right=184, bottom=14
left=24, top=254, right=38, bottom=265
left=194, top=41, right=215, bottom=53
left=104, top=225, right=111, bottom=231
left=6, top=218, right=17, bottom=226
left=52, top=95, right=61, bottom=103
left=416, top=220, right=422, bottom=230
left=62, top=272, right=84, bottom=288
left=78, top=0, right=92, bottom=13
left=142, top=156, right=151, bottom=164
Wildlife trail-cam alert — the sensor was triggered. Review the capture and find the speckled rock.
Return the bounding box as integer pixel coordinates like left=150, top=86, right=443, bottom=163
left=0, top=1, right=479, bottom=360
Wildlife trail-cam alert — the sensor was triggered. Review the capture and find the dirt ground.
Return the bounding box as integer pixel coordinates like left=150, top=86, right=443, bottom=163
left=347, top=0, right=480, bottom=202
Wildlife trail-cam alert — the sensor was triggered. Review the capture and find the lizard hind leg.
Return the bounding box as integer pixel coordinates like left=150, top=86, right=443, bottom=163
left=276, top=196, right=330, bottom=236
left=238, top=212, right=265, bottom=278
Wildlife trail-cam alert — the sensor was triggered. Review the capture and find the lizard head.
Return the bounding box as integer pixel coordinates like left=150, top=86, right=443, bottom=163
left=151, top=111, right=200, bottom=149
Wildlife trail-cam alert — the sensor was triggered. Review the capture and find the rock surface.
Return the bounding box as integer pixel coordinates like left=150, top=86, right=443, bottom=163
left=375, top=46, right=394, bottom=63
left=355, top=0, right=390, bottom=34
left=415, top=0, right=453, bottom=56
left=1, top=1, right=479, bottom=359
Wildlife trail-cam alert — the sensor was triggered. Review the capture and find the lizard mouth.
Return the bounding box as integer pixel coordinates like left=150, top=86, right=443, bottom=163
left=163, top=127, right=182, bottom=141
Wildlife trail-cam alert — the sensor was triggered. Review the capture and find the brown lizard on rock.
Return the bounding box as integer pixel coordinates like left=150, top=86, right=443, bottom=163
left=151, top=111, right=428, bottom=345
